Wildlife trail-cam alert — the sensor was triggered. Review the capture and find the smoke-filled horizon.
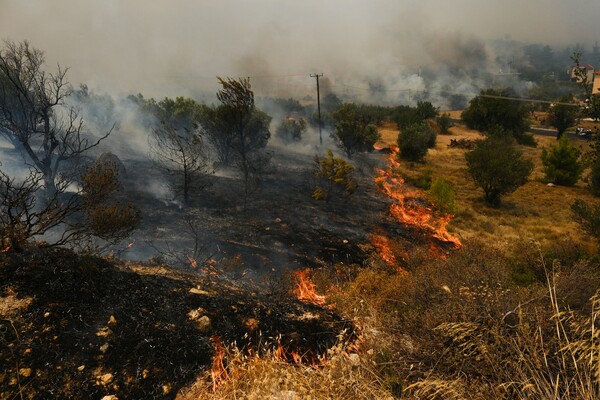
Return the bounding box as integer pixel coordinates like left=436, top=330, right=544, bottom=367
left=1, top=0, right=599, bottom=102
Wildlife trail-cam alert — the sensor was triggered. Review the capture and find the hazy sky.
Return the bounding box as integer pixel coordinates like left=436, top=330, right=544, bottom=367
left=1, top=0, right=598, bottom=97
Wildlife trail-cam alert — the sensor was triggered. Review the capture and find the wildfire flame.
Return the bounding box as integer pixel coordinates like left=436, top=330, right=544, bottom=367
left=210, top=336, right=228, bottom=392
left=1, top=245, right=11, bottom=254
left=187, top=256, right=198, bottom=269
left=292, top=269, right=327, bottom=307
left=370, top=233, right=398, bottom=265
left=375, top=146, right=461, bottom=250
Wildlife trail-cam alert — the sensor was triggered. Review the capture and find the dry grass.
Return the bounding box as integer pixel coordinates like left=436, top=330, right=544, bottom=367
left=377, top=121, right=598, bottom=251
left=177, top=336, right=394, bottom=400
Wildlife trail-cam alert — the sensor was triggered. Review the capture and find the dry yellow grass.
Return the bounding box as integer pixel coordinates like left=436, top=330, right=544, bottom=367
left=378, top=121, right=598, bottom=252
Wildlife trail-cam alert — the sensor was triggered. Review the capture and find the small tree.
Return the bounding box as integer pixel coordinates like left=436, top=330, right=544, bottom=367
left=215, top=77, right=271, bottom=208
left=428, top=178, right=456, bottom=215
left=548, top=98, right=579, bottom=139
left=331, top=103, right=380, bottom=158
left=276, top=117, right=307, bottom=142
left=587, top=94, right=600, bottom=121
left=312, top=150, right=357, bottom=202
left=465, top=137, right=533, bottom=206
left=149, top=122, right=211, bottom=206
left=397, top=122, right=436, bottom=162
left=461, top=88, right=534, bottom=146
left=437, top=113, right=453, bottom=134
left=541, top=136, right=584, bottom=186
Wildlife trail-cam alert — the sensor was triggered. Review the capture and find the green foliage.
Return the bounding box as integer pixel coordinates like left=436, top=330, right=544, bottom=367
left=428, top=178, right=456, bottom=215
left=465, top=137, right=534, bottom=206
left=312, top=150, right=357, bottom=202
left=541, top=136, right=584, bottom=186
left=397, top=122, right=436, bottom=162
left=587, top=94, right=600, bottom=121
left=571, top=199, right=600, bottom=247
left=393, top=101, right=438, bottom=130
left=331, top=103, right=381, bottom=158
left=436, top=113, right=453, bottom=134
left=275, top=118, right=307, bottom=142
left=461, top=88, right=534, bottom=146
left=548, top=97, right=579, bottom=139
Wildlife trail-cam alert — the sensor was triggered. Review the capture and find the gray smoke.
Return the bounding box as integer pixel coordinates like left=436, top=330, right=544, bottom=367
left=1, top=0, right=598, bottom=104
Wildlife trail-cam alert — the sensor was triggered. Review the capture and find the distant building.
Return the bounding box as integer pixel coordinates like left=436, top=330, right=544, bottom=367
left=570, top=64, right=595, bottom=83
left=593, top=71, right=600, bottom=95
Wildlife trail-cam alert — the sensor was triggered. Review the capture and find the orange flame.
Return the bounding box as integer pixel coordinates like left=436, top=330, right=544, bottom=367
left=0, top=245, right=10, bottom=254
left=293, top=269, right=326, bottom=307
left=370, top=234, right=397, bottom=265
left=210, top=336, right=228, bottom=392
left=375, top=146, right=461, bottom=250
left=187, top=256, right=198, bottom=269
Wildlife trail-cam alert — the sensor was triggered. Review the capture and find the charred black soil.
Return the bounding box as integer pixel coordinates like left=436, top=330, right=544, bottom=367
left=1, top=147, right=454, bottom=399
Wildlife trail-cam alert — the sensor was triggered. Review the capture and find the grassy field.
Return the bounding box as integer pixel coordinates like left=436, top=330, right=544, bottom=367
left=377, top=120, right=598, bottom=253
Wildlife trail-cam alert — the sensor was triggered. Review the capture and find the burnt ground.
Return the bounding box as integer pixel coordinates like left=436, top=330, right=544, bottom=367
left=0, top=247, right=355, bottom=399
left=0, top=145, right=451, bottom=399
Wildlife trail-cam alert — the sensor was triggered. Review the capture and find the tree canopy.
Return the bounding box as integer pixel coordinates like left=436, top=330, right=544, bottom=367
left=461, top=88, right=534, bottom=146
left=465, top=137, right=534, bottom=206
left=331, top=103, right=380, bottom=158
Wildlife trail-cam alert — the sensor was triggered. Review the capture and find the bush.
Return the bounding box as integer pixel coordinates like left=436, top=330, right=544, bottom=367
left=465, top=137, right=534, bottom=206
left=312, top=150, right=357, bottom=202
left=541, top=136, right=584, bottom=186
left=436, top=113, right=453, bottom=134
left=397, top=122, right=436, bottom=162
left=428, top=178, right=456, bottom=214
left=275, top=117, right=307, bottom=142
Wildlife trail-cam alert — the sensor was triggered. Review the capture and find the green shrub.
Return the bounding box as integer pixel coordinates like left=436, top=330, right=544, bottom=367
left=465, top=137, right=534, bottom=206
left=312, top=150, right=357, bottom=202
left=428, top=178, right=456, bottom=214
left=397, top=122, right=436, bottom=162
left=541, top=136, right=584, bottom=186
left=436, top=113, right=453, bottom=134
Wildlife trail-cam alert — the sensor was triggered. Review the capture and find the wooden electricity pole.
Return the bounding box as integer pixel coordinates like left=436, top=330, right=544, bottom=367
left=310, top=73, right=324, bottom=144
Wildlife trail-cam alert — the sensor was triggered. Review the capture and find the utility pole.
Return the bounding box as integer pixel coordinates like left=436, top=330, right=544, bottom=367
left=310, top=73, right=324, bottom=144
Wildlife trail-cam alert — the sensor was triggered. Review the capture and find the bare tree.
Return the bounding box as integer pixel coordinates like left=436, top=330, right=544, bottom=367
left=149, top=122, right=212, bottom=206
left=0, top=160, right=140, bottom=251
left=0, top=40, right=111, bottom=192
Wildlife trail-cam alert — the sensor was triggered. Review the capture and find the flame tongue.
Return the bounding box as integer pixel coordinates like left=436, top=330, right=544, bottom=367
left=293, top=269, right=326, bottom=306
left=374, top=146, right=461, bottom=253
left=210, top=336, right=228, bottom=392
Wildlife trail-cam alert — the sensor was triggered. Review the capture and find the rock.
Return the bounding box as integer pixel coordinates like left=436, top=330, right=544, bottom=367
left=98, top=373, right=113, bottom=385
left=187, top=308, right=211, bottom=331
left=77, top=365, right=85, bottom=372
left=275, top=218, right=282, bottom=223
left=547, top=183, right=555, bottom=187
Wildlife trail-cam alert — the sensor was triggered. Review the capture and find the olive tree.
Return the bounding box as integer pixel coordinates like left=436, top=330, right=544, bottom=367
left=331, top=103, right=380, bottom=158
left=465, top=137, right=533, bottom=206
